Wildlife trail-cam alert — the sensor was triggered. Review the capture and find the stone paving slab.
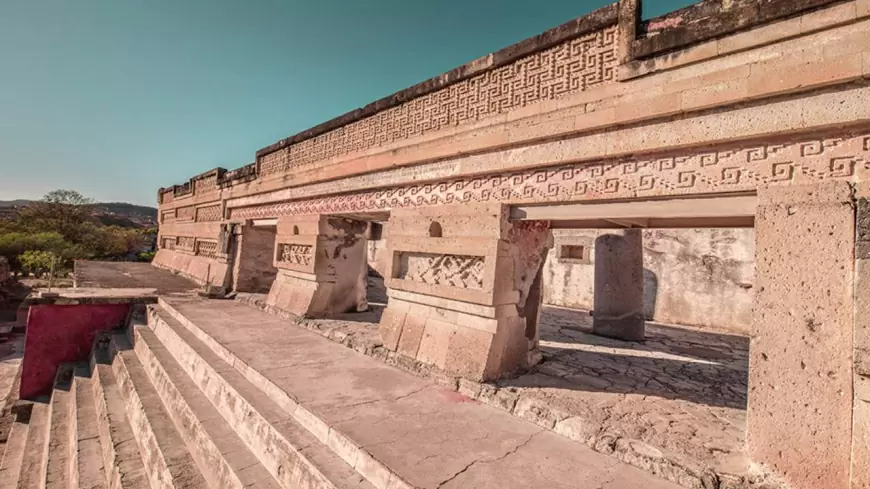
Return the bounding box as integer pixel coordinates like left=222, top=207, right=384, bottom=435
left=235, top=293, right=758, bottom=488
left=73, top=261, right=198, bottom=294
left=163, top=296, right=682, bottom=489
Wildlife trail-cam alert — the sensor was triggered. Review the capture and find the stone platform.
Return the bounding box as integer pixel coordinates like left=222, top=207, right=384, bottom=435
left=0, top=292, right=684, bottom=489
left=238, top=293, right=753, bottom=488
left=73, top=260, right=199, bottom=294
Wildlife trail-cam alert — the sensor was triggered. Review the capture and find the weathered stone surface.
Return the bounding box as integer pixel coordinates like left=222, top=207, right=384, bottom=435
left=749, top=182, right=854, bottom=489
left=265, top=215, right=368, bottom=318
left=592, top=228, right=645, bottom=341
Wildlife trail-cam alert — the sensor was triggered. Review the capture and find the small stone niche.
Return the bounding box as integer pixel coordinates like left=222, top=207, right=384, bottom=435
left=557, top=240, right=592, bottom=264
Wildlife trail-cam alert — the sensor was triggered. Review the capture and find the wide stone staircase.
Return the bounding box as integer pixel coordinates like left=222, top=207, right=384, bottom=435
left=0, top=297, right=682, bottom=489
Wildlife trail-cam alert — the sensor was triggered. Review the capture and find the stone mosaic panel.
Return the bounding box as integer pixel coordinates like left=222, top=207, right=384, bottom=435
left=176, top=206, right=194, bottom=221
left=195, top=204, right=222, bottom=222
left=277, top=244, right=313, bottom=266
left=259, top=26, right=619, bottom=177
left=161, top=237, right=176, bottom=250
left=195, top=240, right=218, bottom=259
left=230, top=131, right=870, bottom=220
left=195, top=175, right=217, bottom=192
left=396, top=252, right=485, bottom=289
left=177, top=237, right=195, bottom=253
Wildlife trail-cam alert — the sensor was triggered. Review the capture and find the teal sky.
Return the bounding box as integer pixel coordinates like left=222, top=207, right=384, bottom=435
left=0, top=0, right=693, bottom=206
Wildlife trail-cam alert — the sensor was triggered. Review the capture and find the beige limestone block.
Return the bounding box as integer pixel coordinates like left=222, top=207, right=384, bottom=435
left=416, top=318, right=456, bottom=369
left=800, top=1, right=857, bottom=33
left=860, top=0, right=870, bottom=18
left=749, top=181, right=854, bottom=489
left=680, top=78, right=750, bottom=112
left=396, top=315, right=426, bottom=358
left=717, top=16, right=802, bottom=55
left=378, top=303, right=408, bottom=351
left=445, top=325, right=496, bottom=380
left=851, top=375, right=870, bottom=489
left=747, top=53, right=863, bottom=98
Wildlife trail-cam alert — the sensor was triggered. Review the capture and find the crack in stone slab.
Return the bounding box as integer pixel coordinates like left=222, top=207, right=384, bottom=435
left=436, top=430, right=543, bottom=488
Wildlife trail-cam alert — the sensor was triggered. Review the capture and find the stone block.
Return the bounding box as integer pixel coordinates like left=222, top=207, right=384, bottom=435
left=396, top=315, right=426, bottom=358
left=852, top=375, right=870, bottom=489
left=445, top=325, right=496, bottom=380
left=717, top=16, right=802, bottom=55
left=680, top=78, right=749, bottom=112
left=800, top=1, right=857, bottom=32
left=747, top=53, right=863, bottom=98
left=416, top=318, right=455, bottom=370
left=749, top=182, right=854, bottom=489
left=378, top=305, right=408, bottom=351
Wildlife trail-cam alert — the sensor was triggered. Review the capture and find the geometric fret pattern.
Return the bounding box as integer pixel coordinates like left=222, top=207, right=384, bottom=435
left=259, top=26, right=619, bottom=178
left=397, top=252, right=485, bottom=289
left=195, top=204, right=222, bottom=222
left=230, top=132, right=870, bottom=220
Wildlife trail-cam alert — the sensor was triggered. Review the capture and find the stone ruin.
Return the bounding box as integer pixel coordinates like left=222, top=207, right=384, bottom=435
left=3, top=1, right=870, bottom=488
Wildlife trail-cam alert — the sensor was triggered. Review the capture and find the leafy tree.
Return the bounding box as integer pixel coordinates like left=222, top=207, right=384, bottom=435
left=42, top=190, right=93, bottom=206
left=17, top=190, right=95, bottom=242
left=19, top=250, right=58, bottom=277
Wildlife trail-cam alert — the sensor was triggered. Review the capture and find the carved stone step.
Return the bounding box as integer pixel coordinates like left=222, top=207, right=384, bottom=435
left=146, top=305, right=373, bottom=489
left=15, top=401, right=51, bottom=489
left=72, top=366, right=106, bottom=489
left=45, top=368, right=74, bottom=489
left=129, top=323, right=281, bottom=489
left=106, top=334, right=208, bottom=489
left=0, top=410, right=30, bottom=489
left=91, top=351, right=150, bottom=489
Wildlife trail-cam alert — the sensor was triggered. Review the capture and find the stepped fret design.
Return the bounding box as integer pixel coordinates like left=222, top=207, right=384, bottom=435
left=397, top=252, right=486, bottom=289
left=277, top=243, right=313, bottom=266
left=175, top=206, right=194, bottom=220
left=258, top=26, right=618, bottom=177
left=176, top=236, right=195, bottom=252
left=230, top=132, right=870, bottom=220
left=195, top=240, right=218, bottom=259
left=195, top=204, right=222, bottom=222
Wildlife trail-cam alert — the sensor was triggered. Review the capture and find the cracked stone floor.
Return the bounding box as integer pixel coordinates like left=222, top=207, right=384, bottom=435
left=165, top=296, right=682, bottom=489
left=304, top=279, right=752, bottom=479
left=75, top=264, right=751, bottom=483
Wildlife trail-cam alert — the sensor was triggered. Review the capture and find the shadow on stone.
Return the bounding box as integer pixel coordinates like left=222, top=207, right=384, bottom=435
left=529, top=306, right=749, bottom=410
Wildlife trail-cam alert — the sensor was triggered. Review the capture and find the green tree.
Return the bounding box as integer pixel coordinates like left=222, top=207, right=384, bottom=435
left=17, top=190, right=95, bottom=242
left=19, top=250, right=58, bottom=277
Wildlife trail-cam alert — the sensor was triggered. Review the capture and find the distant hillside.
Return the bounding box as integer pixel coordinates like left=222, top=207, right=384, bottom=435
left=0, top=200, right=157, bottom=228
left=0, top=199, right=32, bottom=207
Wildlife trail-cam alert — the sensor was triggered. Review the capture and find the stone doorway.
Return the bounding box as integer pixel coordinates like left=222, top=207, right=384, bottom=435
left=233, top=223, right=278, bottom=294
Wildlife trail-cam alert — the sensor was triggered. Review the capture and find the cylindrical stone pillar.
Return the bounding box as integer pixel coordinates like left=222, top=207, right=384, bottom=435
left=593, top=229, right=645, bottom=341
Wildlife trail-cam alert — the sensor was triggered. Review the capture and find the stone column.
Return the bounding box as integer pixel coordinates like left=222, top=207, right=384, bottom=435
left=592, top=229, right=645, bottom=341
left=378, top=203, right=552, bottom=381
left=852, top=188, right=870, bottom=489
left=748, top=182, right=854, bottom=489
left=265, top=214, right=367, bottom=318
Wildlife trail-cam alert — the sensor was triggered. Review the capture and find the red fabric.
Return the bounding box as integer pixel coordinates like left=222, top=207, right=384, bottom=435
left=20, top=304, right=130, bottom=399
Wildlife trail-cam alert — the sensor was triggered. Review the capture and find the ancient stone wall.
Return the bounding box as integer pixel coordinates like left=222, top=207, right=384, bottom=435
left=543, top=228, right=754, bottom=333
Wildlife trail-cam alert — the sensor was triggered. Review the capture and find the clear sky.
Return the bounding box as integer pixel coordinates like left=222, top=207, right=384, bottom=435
left=0, top=0, right=693, bottom=206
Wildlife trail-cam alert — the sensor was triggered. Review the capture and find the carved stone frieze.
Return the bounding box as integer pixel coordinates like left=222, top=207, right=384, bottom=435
left=396, top=252, right=486, bottom=289
left=231, top=132, right=870, bottom=220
